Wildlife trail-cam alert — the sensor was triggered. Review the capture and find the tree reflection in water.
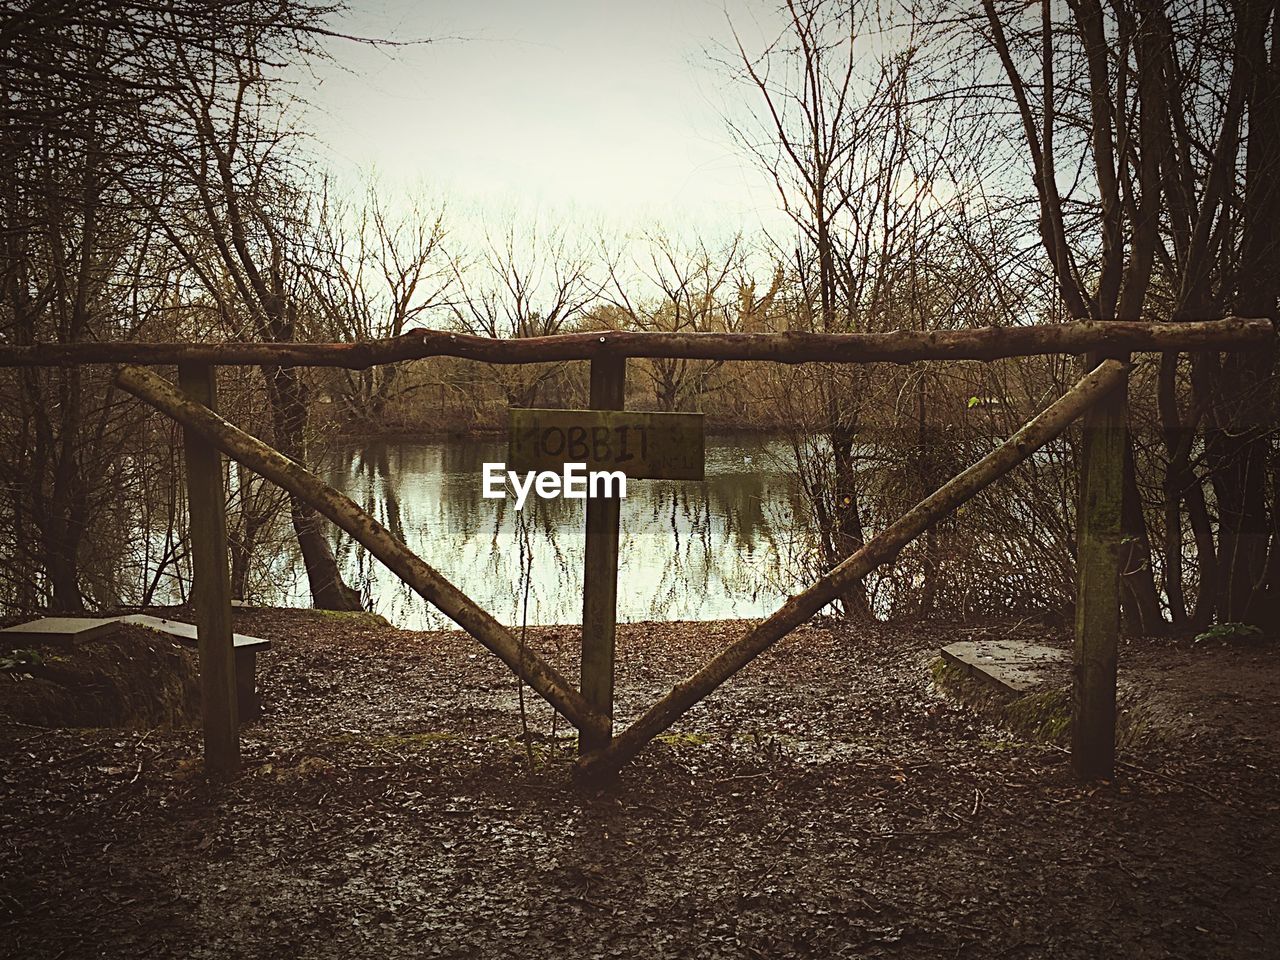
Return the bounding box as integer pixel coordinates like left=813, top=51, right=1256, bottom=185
left=260, top=435, right=811, bottom=630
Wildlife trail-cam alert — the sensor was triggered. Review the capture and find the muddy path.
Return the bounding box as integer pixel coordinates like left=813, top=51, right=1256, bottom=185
left=1, top=610, right=1277, bottom=958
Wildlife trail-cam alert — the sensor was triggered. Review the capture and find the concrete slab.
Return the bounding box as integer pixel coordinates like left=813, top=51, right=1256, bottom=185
left=940, top=639, right=1069, bottom=695
left=0, top=617, right=122, bottom=647
left=118, top=615, right=271, bottom=651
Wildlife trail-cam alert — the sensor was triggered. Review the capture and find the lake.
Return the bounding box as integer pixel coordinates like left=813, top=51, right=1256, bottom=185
left=263, top=434, right=812, bottom=630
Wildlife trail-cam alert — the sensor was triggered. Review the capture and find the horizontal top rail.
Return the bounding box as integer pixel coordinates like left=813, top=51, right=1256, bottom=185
left=0, top=317, right=1271, bottom=368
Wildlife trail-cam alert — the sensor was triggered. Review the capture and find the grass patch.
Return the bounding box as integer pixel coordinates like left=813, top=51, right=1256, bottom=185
left=330, top=730, right=462, bottom=751
left=656, top=731, right=713, bottom=748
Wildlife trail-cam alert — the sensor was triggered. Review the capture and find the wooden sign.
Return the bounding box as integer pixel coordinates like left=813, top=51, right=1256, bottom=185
left=508, top=408, right=705, bottom=481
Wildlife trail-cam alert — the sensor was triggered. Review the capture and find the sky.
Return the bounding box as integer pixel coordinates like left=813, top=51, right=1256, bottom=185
left=294, top=0, right=792, bottom=241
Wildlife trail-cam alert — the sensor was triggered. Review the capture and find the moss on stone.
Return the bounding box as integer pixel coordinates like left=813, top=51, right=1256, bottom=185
left=931, top=654, right=1142, bottom=749
left=1002, top=688, right=1073, bottom=743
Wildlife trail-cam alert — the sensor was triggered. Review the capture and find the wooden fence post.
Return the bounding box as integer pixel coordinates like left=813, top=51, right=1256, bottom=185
left=1071, top=354, right=1127, bottom=781
left=179, top=362, right=240, bottom=779
left=580, top=356, right=626, bottom=754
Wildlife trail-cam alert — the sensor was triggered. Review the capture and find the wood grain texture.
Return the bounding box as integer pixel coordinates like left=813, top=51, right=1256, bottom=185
left=178, top=363, right=240, bottom=779
left=1072, top=357, right=1128, bottom=780
left=580, top=357, right=627, bottom=754
left=1, top=318, right=1269, bottom=367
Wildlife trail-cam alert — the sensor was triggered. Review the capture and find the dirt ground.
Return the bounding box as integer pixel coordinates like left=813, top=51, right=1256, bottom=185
left=1, top=609, right=1277, bottom=959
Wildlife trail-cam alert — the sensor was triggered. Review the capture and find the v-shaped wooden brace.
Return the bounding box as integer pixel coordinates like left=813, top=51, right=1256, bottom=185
left=118, top=359, right=1127, bottom=778
left=577, top=359, right=1129, bottom=776
left=116, top=365, right=611, bottom=743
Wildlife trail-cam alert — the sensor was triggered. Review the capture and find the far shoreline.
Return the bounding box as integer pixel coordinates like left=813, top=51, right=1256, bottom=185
left=324, top=420, right=793, bottom=444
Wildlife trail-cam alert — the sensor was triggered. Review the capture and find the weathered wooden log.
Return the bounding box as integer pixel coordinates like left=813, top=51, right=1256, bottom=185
left=578, top=359, right=1131, bottom=777
left=1072, top=354, right=1127, bottom=780
left=179, top=363, right=240, bottom=779
left=115, top=365, right=612, bottom=742
left=579, top=356, right=626, bottom=754
left=1, top=318, right=1270, bottom=368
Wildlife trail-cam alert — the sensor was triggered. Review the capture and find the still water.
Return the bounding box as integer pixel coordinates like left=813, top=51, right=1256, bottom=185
left=268, top=435, right=811, bottom=630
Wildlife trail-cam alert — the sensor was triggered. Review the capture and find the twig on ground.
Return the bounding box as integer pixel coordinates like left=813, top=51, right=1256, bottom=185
left=1045, top=744, right=1237, bottom=807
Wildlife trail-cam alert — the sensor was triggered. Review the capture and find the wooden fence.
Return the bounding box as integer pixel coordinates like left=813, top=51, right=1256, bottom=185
left=2, top=316, right=1271, bottom=782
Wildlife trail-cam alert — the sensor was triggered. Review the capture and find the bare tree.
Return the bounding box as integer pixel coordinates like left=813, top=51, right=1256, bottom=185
left=448, top=217, right=602, bottom=408
left=0, top=1, right=228, bottom=610
left=132, top=4, right=364, bottom=610
left=977, top=0, right=1280, bottom=632
left=603, top=231, right=746, bottom=411
left=309, top=183, right=450, bottom=424
left=729, top=0, right=969, bottom=617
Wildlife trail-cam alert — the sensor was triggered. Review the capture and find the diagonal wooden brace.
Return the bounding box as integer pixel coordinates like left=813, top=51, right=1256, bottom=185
left=115, top=364, right=611, bottom=743
left=578, top=359, right=1131, bottom=777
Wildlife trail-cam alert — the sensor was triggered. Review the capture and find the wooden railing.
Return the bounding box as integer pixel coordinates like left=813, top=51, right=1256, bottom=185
left=0, top=317, right=1269, bottom=367
left=6, top=316, right=1271, bottom=783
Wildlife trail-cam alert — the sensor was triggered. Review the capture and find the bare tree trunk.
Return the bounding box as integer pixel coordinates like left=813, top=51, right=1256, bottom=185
left=1223, top=7, right=1280, bottom=628
left=1208, top=401, right=1272, bottom=621
left=1120, top=441, right=1165, bottom=633
left=1186, top=479, right=1220, bottom=629
left=41, top=375, right=87, bottom=612
left=830, top=422, right=871, bottom=619
left=262, top=364, right=361, bottom=611
left=44, top=532, right=84, bottom=612
left=1157, top=353, right=1190, bottom=627
left=229, top=538, right=249, bottom=601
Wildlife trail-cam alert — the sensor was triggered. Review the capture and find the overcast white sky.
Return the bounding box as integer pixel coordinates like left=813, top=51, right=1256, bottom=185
left=295, top=0, right=791, bottom=240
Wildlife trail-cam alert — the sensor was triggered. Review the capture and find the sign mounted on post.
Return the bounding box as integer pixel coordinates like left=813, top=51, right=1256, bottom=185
left=508, top=408, right=705, bottom=482
left=508, top=391, right=707, bottom=756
